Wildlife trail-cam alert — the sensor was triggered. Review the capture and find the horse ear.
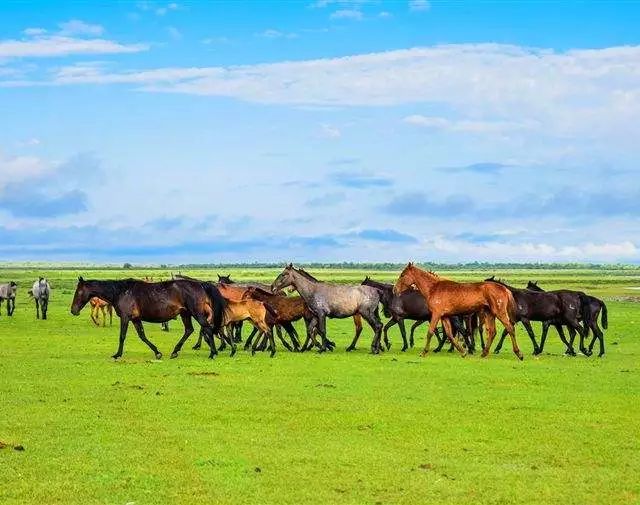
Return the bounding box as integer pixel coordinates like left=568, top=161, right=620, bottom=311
left=408, top=261, right=414, bottom=267
left=287, top=263, right=293, bottom=269
left=78, top=276, right=84, bottom=283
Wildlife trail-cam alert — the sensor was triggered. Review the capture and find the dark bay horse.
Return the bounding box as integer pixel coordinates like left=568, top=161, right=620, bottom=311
left=527, top=281, right=607, bottom=357
left=361, top=277, right=473, bottom=353
left=485, top=276, right=584, bottom=355
left=70, top=277, right=226, bottom=360
left=394, top=263, right=522, bottom=359
left=271, top=264, right=383, bottom=353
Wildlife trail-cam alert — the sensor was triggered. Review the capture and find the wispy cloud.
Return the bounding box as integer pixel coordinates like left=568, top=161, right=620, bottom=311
left=329, top=170, right=393, bottom=188
left=257, top=29, right=298, bottom=39
left=58, top=20, right=105, bottom=37
left=319, top=123, right=341, bottom=138
left=21, top=43, right=638, bottom=147
left=330, top=9, right=363, bottom=20
left=167, top=26, right=182, bottom=40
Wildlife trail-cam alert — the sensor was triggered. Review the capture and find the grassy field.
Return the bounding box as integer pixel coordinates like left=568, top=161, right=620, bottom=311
left=1, top=267, right=639, bottom=504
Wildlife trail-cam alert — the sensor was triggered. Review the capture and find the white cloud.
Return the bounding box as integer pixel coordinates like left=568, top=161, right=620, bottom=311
left=156, top=2, right=179, bottom=16
left=7, top=43, right=640, bottom=145
left=320, top=124, right=341, bottom=138
left=422, top=236, right=639, bottom=262
left=409, top=0, right=430, bottom=12
left=378, top=11, right=392, bottom=19
left=58, top=20, right=105, bottom=37
left=0, top=150, right=49, bottom=189
left=23, top=28, right=47, bottom=36
left=403, top=114, right=536, bottom=134
left=257, top=29, right=298, bottom=39
left=330, top=9, right=363, bottom=20
left=0, top=35, right=147, bottom=59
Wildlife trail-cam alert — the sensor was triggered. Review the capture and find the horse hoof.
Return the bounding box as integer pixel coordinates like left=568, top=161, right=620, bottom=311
left=170, top=352, right=178, bottom=359
left=401, top=347, right=407, bottom=352
left=598, top=353, right=605, bottom=358
left=111, top=354, right=121, bottom=360
left=270, top=352, right=276, bottom=358
left=493, top=349, right=500, bottom=354
left=192, top=345, right=201, bottom=350
left=419, top=351, right=428, bottom=357
left=230, top=349, right=237, bottom=358
left=516, top=352, right=524, bottom=361
left=155, top=352, right=162, bottom=360
left=346, top=346, right=355, bottom=352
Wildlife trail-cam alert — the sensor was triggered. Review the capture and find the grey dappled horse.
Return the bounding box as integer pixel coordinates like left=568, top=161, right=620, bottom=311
left=271, top=264, right=384, bottom=353
left=32, top=277, right=50, bottom=320
left=0, top=281, right=18, bottom=316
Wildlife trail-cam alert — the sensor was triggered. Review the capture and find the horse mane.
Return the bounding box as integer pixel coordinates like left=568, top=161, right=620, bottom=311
left=296, top=268, right=320, bottom=282
left=362, top=277, right=393, bottom=291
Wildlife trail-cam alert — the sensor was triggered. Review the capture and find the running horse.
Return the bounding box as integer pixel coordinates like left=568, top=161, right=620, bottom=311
left=70, top=277, right=226, bottom=360
left=393, top=263, right=522, bottom=360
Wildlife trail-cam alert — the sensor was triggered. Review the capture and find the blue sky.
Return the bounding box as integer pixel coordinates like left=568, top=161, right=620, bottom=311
left=1, top=1, right=639, bottom=263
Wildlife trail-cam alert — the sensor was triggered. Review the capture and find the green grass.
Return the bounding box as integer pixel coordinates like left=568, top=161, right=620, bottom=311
left=1, top=267, right=639, bottom=504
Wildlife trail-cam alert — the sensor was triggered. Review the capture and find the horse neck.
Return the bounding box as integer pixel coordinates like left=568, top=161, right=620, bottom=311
left=411, top=268, right=438, bottom=294
left=365, top=279, right=393, bottom=291
left=86, top=281, right=128, bottom=305
left=289, top=270, right=318, bottom=300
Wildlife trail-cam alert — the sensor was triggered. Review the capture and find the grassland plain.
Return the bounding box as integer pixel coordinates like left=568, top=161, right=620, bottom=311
left=0, top=267, right=639, bottom=505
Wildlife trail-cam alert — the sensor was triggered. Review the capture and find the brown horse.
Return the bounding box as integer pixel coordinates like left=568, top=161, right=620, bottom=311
left=393, top=263, right=522, bottom=360
left=70, top=277, right=226, bottom=360
left=89, top=297, right=113, bottom=326
left=222, top=298, right=279, bottom=357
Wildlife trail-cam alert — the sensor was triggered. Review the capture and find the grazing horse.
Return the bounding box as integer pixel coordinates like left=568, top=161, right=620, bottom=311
left=271, top=264, right=383, bottom=353
left=485, top=276, right=585, bottom=355
left=70, top=277, right=226, bottom=360
left=89, top=297, right=113, bottom=326
left=393, top=263, right=522, bottom=359
left=361, top=277, right=473, bottom=352
left=0, top=281, right=17, bottom=316
left=31, top=278, right=50, bottom=320
left=526, top=281, right=606, bottom=357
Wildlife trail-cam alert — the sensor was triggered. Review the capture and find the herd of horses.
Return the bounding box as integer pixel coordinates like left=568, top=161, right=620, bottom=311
left=2, top=264, right=608, bottom=361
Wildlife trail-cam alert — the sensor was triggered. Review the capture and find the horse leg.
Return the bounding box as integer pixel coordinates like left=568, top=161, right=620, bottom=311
left=537, top=321, right=551, bottom=354
left=433, top=324, right=447, bottom=353
left=567, top=321, right=589, bottom=356
left=283, top=322, right=301, bottom=351
left=113, top=316, right=129, bottom=359
left=383, top=319, right=397, bottom=350
left=442, top=318, right=466, bottom=356
left=553, top=324, right=575, bottom=356
left=108, top=305, right=113, bottom=326
left=494, top=310, right=522, bottom=361
left=90, top=306, right=99, bottom=326
left=41, top=298, right=48, bottom=320
left=346, top=313, right=363, bottom=352
left=234, top=321, right=244, bottom=343
left=409, top=320, right=425, bottom=348
left=521, top=319, right=540, bottom=354
left=35, top=298, right=40, bottom=319
left=361, top=309, right=383, bottom=355
left=192, top=328, right=204, bottom=350
left=316, top=315, right=329, bottom=353
left=302, top=317, right=317, bottom=352
left=274, top=324, right=293, bottom=352
left=480, top=315, right=497, bottom=357
left=566, top=326, right=577, bottom=355
left=493, top=328, right=508, bottom=354
left=244, top=326, right=259, bottom=351
left=398, top=319, right=410, bottom=352
left=132, top=320, right=162, bottom=360
left=170, top=313, right=194, bottom=358
left=420, top=317, right=441, bottom=357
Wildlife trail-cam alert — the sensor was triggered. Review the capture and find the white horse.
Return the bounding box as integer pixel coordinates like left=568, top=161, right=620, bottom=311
left=0, top=281, right=17, bottom=316
left=31, top=278, right=50, bottom=320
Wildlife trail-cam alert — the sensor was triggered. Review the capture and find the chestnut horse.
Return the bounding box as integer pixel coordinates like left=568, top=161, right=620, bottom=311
left=89, top=297, right=113, bottom=326
left=393, top=263, right=522, bottom=360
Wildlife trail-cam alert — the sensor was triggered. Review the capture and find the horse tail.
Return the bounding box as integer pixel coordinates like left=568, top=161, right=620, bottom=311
left=578, top=293, right=597, bottom=330
left=599, top=299, right=608, bottom=329
left=202, top=282, right=226, bottom=333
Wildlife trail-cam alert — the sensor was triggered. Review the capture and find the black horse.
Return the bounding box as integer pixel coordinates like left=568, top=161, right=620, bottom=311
left=527, top=281, right=607, bottom=357
left=70, top=277, right=227, bottom=360
left=361, top=277, right=474, bottom=353
left=486, top=276, right=587, bottom=355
